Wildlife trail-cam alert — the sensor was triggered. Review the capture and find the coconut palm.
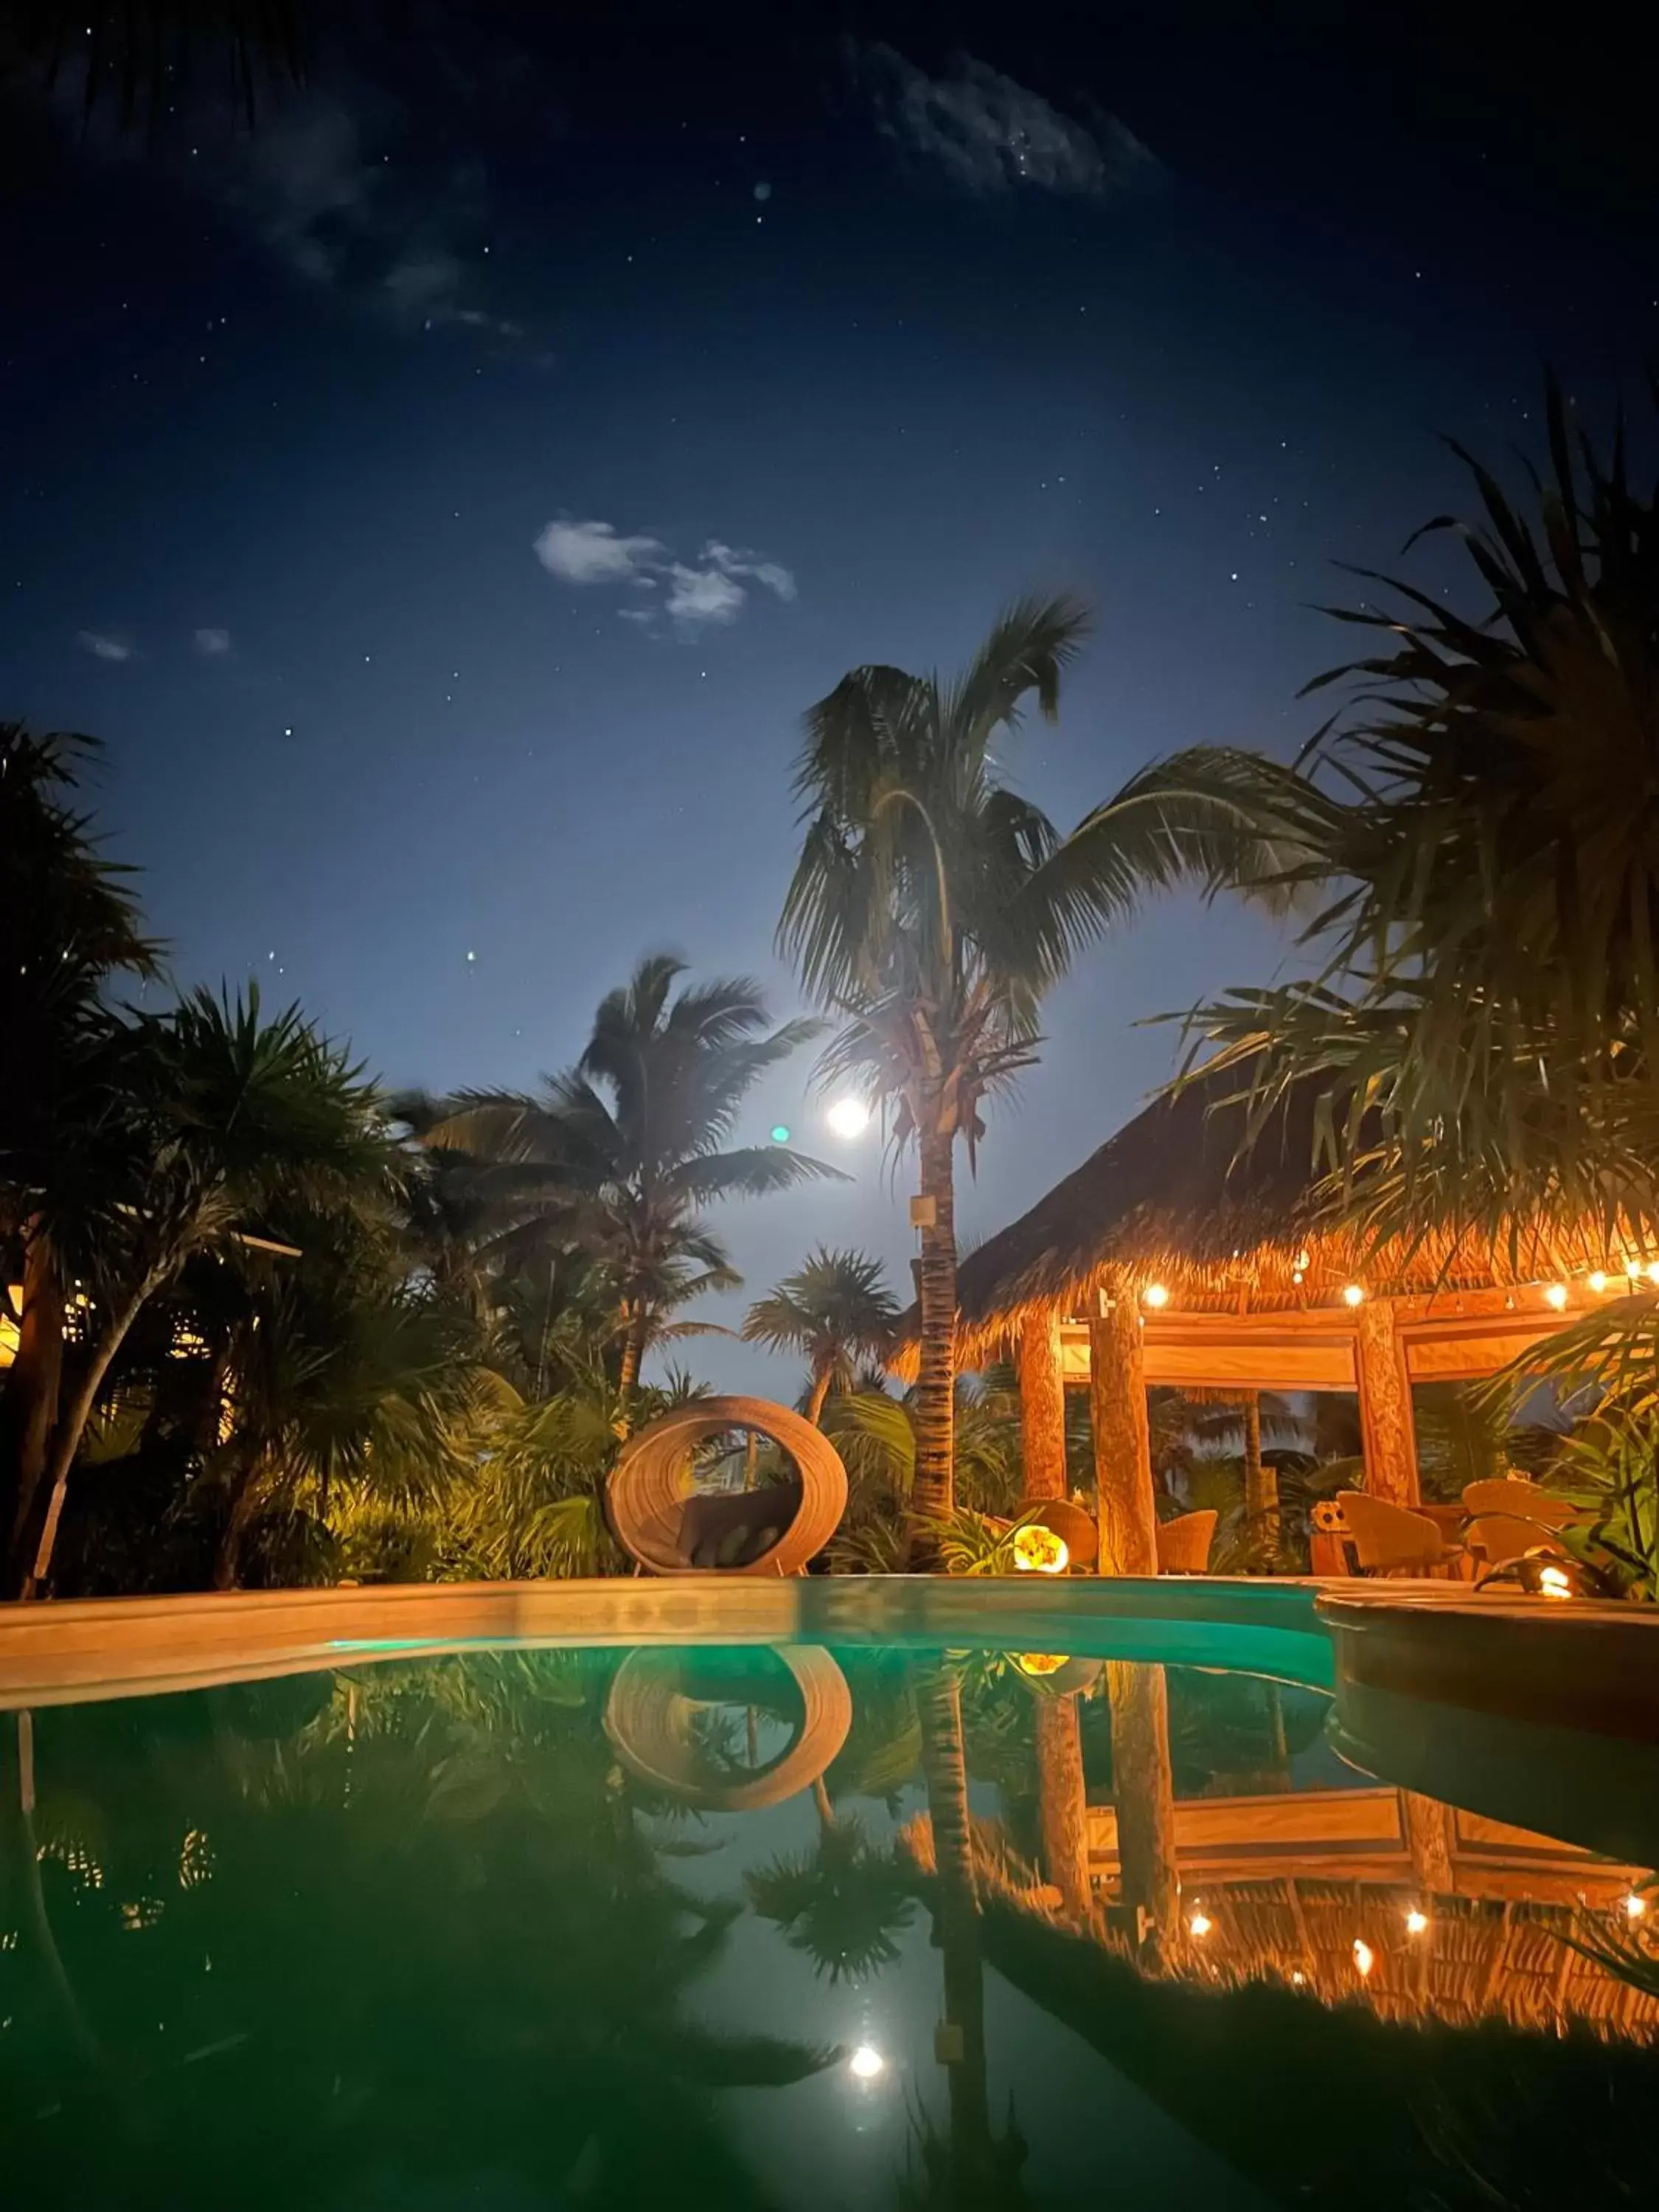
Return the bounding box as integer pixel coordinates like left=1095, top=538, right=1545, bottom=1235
left=746, top=1806, right=917, bottom=1984
left=779, top=596, right=1304, bottom=1558
left=740, top=1246, right=900, bottom=1423
left=420, top=956, right=840, bottom=1419
left=1186, top=375, right=1659, bottom=1256
left=19, top=984, right=392, bottom=1596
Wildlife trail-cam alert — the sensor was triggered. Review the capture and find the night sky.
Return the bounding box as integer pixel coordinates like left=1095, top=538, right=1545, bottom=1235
left=5, top=2, right=1656, bottom=1393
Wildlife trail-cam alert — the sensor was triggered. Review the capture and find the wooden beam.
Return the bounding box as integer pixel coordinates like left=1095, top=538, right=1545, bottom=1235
left=1088, top=1288, right=1159, bottom=1578
left=1354, top=1297, right=1419, bottom=1506
left=1017, top=1305, right=1069, bottom=1501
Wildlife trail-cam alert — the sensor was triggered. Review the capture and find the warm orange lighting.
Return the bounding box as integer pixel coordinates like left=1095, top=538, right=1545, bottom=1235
left=1011, top=1524, right=1069, bottom=1575
left=1538, top=1564, right=1572, bottom=1599
left=1625, top=1257, right=1644, bottom=1281
left=1545, top=1282, right=1568, bottom=1311
left=1012, top=1652, right=1069, bottom=1677
left=1589, top=1270, right=1609, bottom=1293
left=1342, top=1283, right=1366, bottom=1307
left=1189, top=1910, right=1213, bottom=1938
left=1352, top=1938, right=1375, bottom=1977
left=1290, top=1970, right=1306, bottom=1986
left=1647, top=1262, right=1659, bottom=1286
left=1626, top=1892, right=1649, bottom=1922
left=1295, top=1248, right=1312, bottom=1270
left=1142, top=1281, right=1170, bottom=1309
left=1405, top=1909, right=1429, bottom=1935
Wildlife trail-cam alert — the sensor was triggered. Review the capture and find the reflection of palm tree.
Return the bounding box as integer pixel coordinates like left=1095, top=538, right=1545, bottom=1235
left=1034, top=1697, right=1091, bottom=1919
left=1105, top=1661, right=1182, bottom=1969
left=912, top=1662, right=1031, bottom=2207
left=746, top=1804, right=916, bottom=1983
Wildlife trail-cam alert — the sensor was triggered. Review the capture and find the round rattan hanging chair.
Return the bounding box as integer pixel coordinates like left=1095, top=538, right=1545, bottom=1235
left=603, top=1644, right=854, bottom=1812
left=605, top=1394, right=849, bottom=1576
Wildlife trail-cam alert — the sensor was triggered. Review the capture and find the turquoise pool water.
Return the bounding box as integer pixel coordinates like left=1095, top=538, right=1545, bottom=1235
left=4, top=1639, right=1657, bottom=2208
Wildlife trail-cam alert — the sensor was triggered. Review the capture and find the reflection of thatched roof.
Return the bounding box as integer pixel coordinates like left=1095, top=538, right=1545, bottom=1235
left=894, top=1072, right=1614, bottom=1366
left=902, top=1814, right=1659, bottom=2045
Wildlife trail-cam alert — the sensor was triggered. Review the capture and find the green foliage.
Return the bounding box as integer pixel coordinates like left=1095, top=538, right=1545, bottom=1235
left=1184, top=375, right=1659, bottom=1255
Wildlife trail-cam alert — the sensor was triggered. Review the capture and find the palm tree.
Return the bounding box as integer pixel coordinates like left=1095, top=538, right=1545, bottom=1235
left=779, top=597, right=1301, bottom=1559
left=1186, top=375, right=1659, bottom=1255
left=420, top=956, right=841, bottom=1421
left=19, top=984, right=391, bottom=1596
left=0, top=724, right=159, bottom=1571
left=740, top=1246, right=900, bottom=1423
left=746, top=1805, right=917, bottom=1984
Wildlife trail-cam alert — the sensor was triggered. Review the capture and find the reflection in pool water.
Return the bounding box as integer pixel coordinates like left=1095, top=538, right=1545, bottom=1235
left=2, top=1643, right=1657, bottom=2208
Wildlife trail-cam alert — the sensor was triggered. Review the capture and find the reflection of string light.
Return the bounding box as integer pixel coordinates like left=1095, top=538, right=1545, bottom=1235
left=1405, top=1909, right=1429, bottom=1935
left=1352, top=1938, right=1375, bottom=1977
left=1589, top=1271, right=1608, bottom=1293
left=1188, top=1910, right=1212, bottom=1938
left=849, top=2044, right=886, bottom=2081
left=1545, top=1282, right=1568, bottom=1311
left=1012, top=1652, right=1068, bottom=1677
left=1290, top=1969, right=1306, bottom=1986
left=1625, top=1893, right=1649, bottom=1922
left=1538, top=1564, right=1572, bottom=1599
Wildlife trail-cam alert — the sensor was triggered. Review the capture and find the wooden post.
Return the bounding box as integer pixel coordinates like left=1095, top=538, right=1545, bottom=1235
left=1107, top=1660, right=1181, bottom=1967
left=1088, top=1286, right=1159, bottom=1576
left=1354, top=1298, right=1420, bottom=1506
left=1017, top=1305, right=1068, bottom=1502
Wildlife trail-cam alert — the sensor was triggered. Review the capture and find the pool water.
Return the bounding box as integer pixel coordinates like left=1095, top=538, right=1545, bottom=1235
left=4, top=1641, right=1657, bottom=2208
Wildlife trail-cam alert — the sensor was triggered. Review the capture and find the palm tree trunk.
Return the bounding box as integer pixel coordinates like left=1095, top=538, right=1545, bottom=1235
left=806, top=1366, right=832, bottom=1427
left=1035, top=1695, right=1091, bottom=1918
left=909, top=1114, right=958, bottom=1568
left=1017, top=1304, right=1068, bottom=1501
left=1, top=1231, right=64, bottom=1560
left=1242, top=1391, right=1278, bottom=1552
left=914, top=1663, right=992, bottom=2190
left=615, top=1307, right=648, bottom=1436
left=18, top=1279, right=153, bottom=1599
left=213, top=1456, right=264, bottom=1590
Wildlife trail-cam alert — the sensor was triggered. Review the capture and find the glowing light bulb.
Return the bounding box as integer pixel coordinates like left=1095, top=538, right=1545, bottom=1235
left=1627, top=1258, right=1645, bottom=1281
left=1646, top=1262, right=1659, bottom=1285
left=1295, top=1248, right=1312, bottom=1270
left=1188, top=1910, right=1212, bottom=1938
left=1538, top=1564, right=1572, bottom=1599
left=1352, top=1938, right=1375, bottom=1977
left=1143, top=1281, right=1170, bottom=1309
left=1545, top=1282, right=1568, bottom=1310
left=1291, top=1970, right=1306, bottom=1986
left=1625, top=1893, right=1648, bottom=1922
left=1589, top=1270, right=1608, bottom=1293
left=849, top=2043, right=886, bottom=2081
left=1405, top=1909, right=1429, bottom=1935
left=1342, top=1283, right=1366, bottom=1307
left=826, top=1096, right=871, bottom=1140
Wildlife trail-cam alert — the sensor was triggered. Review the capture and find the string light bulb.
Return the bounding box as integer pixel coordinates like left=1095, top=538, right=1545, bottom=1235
left=1625, top=1893, right=1648, bottom=1922
left=1352, top=1938, right=1375, bottom=1977
left=1342, top=1283, right=1366, bottom=1307
left=1189, top=1910, right=1212, bottom=1938
left=1589, top=1271, right=1608, bottom=1293
left=1143, top=1281, right=1170, bottom=1309
left=1545, top=1282, right=1568, bottom=1310
left=1627, top=1258, right=1645, bottom=1281
left=1405, top=1909, right=1429, bottom=1935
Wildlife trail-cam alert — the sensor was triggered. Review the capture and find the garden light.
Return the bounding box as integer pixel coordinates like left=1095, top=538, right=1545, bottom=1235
left=1011, top=1523, right=1069, bottom=1574
left=1537, top=1564, right=1572, bottom=1599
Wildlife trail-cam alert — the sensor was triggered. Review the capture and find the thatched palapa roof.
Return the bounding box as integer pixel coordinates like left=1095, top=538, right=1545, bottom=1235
left=897, top=1071, right=1616, bottom=1368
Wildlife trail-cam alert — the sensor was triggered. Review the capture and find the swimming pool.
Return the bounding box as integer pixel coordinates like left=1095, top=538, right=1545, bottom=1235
left=4, top=1615, right=1657, bottom=2208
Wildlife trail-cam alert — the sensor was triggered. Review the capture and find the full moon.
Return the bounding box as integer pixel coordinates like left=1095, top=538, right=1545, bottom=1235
left=827, top=1097, right=871, bottom=1139
left=848, top=2044, right=886, bottom=2081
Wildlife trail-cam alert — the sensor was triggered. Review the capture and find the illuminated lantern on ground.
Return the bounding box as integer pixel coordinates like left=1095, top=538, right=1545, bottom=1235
left=1011, top=1523, right=1070, bottom=1574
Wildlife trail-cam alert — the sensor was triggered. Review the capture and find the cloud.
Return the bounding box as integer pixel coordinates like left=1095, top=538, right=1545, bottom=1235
left=704, top=541, right=798, bottom=602
left=208, top=94, right=527, bottom=344
left=858, top=44, right=1157, bottom=197
left=77, top=630, right=133, bottom=662
left=194, top=627, right=232, bottom=656
left=533, top=518, right=797, bottom=636
left=534, top=518, right=666, bottom=585
left=665, top=564, right=746, bottom=627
